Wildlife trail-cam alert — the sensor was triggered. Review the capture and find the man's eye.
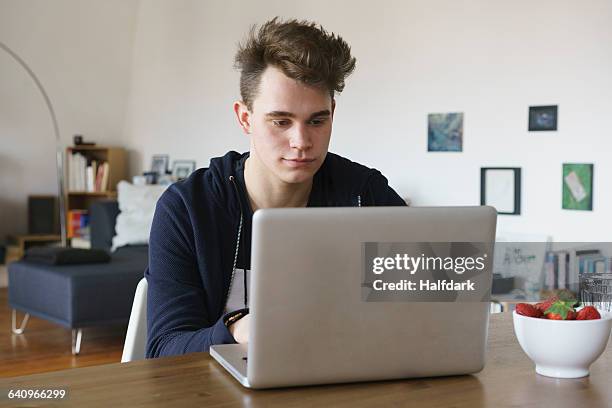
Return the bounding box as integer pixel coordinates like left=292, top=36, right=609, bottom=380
left=272, top=120, right=289, bottom=126
left=309, top=118, right=327, bottom=126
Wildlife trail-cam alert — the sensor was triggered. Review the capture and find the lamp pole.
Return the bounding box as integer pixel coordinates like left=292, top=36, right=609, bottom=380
left=0, top=41, right=67, bottom=246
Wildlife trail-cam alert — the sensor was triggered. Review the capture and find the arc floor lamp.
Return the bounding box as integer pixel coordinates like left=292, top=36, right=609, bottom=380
left=0, top=41, right=67, bottom=247
left=1, top=40, right=85, bottom=352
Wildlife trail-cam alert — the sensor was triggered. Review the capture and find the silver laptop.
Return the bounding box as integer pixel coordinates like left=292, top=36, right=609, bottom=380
left=210, top=206, right=497, bottom=389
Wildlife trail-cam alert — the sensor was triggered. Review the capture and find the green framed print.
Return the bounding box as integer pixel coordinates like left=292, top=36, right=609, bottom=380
left=562, top=163, right=593, bottom=211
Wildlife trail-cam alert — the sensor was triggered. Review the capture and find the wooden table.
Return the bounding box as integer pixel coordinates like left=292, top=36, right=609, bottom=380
left=1, top=313, right=611, bottom=407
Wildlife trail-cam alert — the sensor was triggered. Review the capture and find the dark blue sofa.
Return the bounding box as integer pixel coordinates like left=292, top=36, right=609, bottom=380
left=8, top=200, right=147, bottom=353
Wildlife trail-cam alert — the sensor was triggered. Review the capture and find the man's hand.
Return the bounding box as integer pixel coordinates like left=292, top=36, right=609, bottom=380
left=229, top=314, right=250, bottom=344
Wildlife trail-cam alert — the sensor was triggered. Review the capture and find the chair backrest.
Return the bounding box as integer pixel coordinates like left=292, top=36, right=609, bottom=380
left=121, top=277, right=147, bottom=362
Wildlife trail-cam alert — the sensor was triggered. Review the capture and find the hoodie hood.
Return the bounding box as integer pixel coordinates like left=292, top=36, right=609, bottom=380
left=202, top=150, right=380, bottom=214
left=205, top=151, right=250, bottom=219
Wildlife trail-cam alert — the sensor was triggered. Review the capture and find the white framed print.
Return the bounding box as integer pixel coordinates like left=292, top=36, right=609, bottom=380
left=480, top=167, right=521, bottom=215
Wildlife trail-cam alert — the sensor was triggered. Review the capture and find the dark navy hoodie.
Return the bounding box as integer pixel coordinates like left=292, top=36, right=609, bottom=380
left=145, top=151, right=405, bottom=358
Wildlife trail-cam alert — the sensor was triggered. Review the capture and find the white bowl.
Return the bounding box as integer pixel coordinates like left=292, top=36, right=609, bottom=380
left=513, top=309, right=612, bottom=378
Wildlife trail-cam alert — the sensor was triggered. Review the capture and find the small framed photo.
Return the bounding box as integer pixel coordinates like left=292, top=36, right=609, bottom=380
left=481, top=167, right=521, bottom=215
left=150, top=155, right=169, bottom=176
left=528, top=105, right=557, bottom=131
left=427, top=112, right=463, bottom=152
left=562, top=163, right=593, bottom=211
left=172, top=160, right=196, bottom=180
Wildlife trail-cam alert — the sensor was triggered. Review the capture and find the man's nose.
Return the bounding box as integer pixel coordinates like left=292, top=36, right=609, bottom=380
left=289, top=124, right=313, bottom=150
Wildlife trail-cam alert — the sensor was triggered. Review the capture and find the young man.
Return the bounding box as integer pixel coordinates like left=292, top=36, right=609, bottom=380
left=146, top=18, right=405, bottom=358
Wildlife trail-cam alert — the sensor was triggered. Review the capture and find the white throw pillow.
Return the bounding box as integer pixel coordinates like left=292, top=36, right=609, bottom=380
left=111, top=181, right=168, bottom=251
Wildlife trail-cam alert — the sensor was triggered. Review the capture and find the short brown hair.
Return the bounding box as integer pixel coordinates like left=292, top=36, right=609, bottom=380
left=235, top=17, right=356, bottom=111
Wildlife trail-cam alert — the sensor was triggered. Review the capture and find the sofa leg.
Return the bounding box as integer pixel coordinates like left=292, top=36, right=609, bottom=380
left=72, top=329, right=83, bottom=355
left=11, top=309, right=30, bottom=335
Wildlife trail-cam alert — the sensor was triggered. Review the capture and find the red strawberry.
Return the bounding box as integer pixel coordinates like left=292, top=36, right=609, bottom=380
left=544, top=300, right=577, bottom=320
left=547, top=311, right=576, bottom=320
left=516, top=303, right=543, bottom=318
left=576, top=306, right=601, bottom=320
left=535, top=296, right=558, bottom=313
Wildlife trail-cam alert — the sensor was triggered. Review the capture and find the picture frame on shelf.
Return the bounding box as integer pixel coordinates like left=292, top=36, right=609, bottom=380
left=528, top=105, right=557, bottom=131
left=150, top=155, right=170, bottom=176
left=172, top=160, right=197, bottom=181
left=480, top=167, right=521, bottom=215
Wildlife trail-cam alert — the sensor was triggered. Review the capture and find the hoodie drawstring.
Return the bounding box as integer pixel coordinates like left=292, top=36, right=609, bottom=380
left=227, top=175, right=247, bottom=310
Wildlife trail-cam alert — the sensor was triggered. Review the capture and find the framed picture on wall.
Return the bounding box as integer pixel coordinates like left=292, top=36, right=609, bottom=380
left=528, top=105, right=558, bottom=131
left=427, top=112, right=463, bottom=152
left=562, top=163, right=593, bottom=211
left=480, top=167, right=521, bottom=215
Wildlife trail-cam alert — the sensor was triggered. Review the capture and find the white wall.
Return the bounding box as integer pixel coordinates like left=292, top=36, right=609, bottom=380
left=2, top=1, right=610, bottom=242
left=124, top=0, right=612, bottom=241
left=0, top=0, right=139, bottom=238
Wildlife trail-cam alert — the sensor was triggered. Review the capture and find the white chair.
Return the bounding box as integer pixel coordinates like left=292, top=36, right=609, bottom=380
left=121, top=277, right=148, bottom=362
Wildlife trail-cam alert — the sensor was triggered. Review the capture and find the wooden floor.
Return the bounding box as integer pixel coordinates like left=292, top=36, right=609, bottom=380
left=0, top=288, right=125, bottom=378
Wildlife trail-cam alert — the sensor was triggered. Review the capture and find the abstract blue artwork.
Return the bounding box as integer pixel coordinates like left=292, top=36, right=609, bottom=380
left=427, top=112, right=463, bottom=152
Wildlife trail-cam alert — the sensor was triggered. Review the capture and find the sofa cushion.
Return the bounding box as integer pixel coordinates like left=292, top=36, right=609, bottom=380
left=90, top=200, right=120, bottom=251
left=112, top=181, right=167, bottom=251
left=8, top=246, right=148, bottom=328
left=23, top=247, right=110, bottom=265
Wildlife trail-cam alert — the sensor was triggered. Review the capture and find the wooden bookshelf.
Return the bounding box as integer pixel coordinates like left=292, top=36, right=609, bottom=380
left=66, top=146, right=127, bottom=190
left=66, top=192, right=118, bottom=217
left=65, top=146, right=127, bottom=241
left=5, top=234, right=62, bottom=264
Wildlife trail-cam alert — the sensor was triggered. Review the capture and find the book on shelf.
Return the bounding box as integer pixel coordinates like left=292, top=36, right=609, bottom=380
left=100, top=162, right=109, bottom=192
left=578, top=253, right=609, bottom=274
left=558, top=251, right=568, bottom=289
left=542, top=249, right=606, bottom=292
left=70, top=236, right=91, bottom=249
left=68, top=152, right=110, bottom=193
left=544, top=251, right=569, bottom=291
left=86, top=164, right=95, bottom=192
left=67, top=210, right=89, bottom=238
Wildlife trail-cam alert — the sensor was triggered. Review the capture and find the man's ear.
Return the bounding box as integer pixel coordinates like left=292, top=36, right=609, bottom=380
left=331, top=98, right=336, bottom=119
left=233, top=101, right=252, bottom=134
